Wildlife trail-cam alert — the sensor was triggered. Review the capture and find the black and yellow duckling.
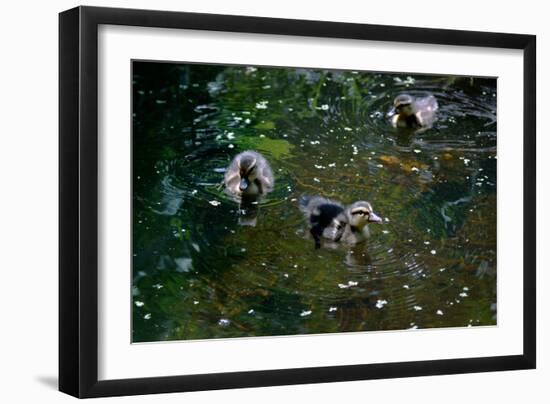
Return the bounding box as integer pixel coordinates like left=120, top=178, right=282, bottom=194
left=390, top=94, right=438, bottom=129
left=224, top=150, right=274, bottom=198
left=300, top=196, right=382, bottom=249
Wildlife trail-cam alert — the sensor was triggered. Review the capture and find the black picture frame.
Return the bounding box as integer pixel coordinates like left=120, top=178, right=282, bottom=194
left=59, top=5, right=536, bottom=398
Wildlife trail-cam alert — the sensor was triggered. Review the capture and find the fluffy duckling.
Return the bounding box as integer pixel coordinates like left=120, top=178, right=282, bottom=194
left=224, top=150, right=274, bottom=198
left=391, top=94, right=438, bottom=129
left=300, top=197, right=382, bottom=248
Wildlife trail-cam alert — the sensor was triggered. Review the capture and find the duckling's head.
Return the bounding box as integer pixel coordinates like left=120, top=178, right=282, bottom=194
left=237, top=153, right=258, bottom=191
left=393, top=94, right=414, bottom=117
left=346, top=201, right=383, bottom=229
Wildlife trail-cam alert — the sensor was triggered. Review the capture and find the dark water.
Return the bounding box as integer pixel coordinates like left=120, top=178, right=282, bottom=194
left=132, top=61, right=497, bottom=343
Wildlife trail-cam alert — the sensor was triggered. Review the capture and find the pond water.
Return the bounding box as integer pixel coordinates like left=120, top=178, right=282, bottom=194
left=132, top=61, right=497, bottom=343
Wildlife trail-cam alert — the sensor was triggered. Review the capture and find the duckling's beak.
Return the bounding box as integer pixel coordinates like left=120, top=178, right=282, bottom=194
left=387, top=106, right=397, bottom=117
left=239, top=178, right=249, bottom=191
left=368, top=212, right=383, bottom=224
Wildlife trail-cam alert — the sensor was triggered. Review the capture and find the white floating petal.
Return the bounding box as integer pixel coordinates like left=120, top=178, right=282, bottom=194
left=255, top=101, right=269, bottom=109
left=376, top=299, right=388, bottom=309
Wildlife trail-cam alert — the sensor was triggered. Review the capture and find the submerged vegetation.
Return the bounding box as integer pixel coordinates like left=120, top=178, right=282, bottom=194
left=132, top=62, right=497, bottom=342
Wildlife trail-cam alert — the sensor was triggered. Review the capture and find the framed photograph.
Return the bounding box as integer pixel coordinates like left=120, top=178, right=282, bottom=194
left=59, top=6, right=536, bottom=398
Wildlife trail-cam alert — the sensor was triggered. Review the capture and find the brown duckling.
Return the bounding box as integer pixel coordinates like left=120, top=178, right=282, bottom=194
left=224, top=150, right=274, bottom=198
left=391, top=94, right=438, bottom=129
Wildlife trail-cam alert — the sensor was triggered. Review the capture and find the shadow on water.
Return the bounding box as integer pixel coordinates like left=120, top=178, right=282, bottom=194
left=132, top=63, right=497, bottom=342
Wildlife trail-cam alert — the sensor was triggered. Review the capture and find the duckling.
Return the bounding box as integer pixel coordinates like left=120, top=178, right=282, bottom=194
left=299, top=196, right=348, bottom=249
left=390, top=94, right=438, bottom=129
left=224, top=150, right=274, bottom=198
left=300, top=197, right=382, bottom=248
left=340, top=201, right=383, bottom=245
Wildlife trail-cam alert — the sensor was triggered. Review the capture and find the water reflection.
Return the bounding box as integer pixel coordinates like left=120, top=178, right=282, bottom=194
left=237, top=197, right=260, bottom=227
left=132, top=62, right=497, bottom=342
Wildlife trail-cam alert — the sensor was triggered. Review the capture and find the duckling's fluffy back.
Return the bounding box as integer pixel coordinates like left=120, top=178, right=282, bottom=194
left=414, top=95, right=438, bottom=125
left=299, top=196, right=343, bottom=218
left=299, top=196, right=348, bottom=244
